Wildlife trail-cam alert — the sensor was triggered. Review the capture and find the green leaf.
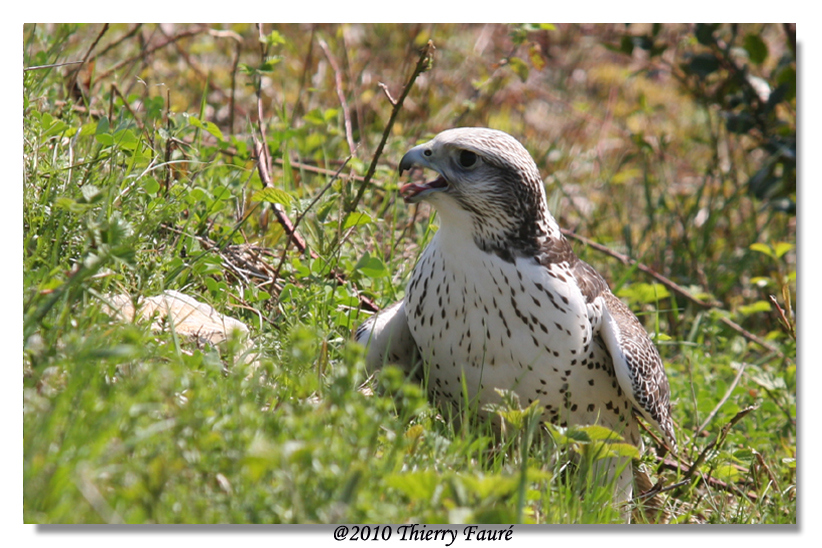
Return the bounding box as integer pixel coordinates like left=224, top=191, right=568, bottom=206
left=604, top=442, right=641, bottom=459
left=261, top=30, right=286, bottom=47
left=611, top=167, right=641, bottom=185
left=189, top=116, right=224, bottom=141
left=738, top=300, right=771, bottom=316
left=577, top=424, right=624, bottom=442
left=774, top=242, right=794, bottom=259
left=40, top=116, right=69, bottom=138
left=95, top=133, right=114, bottom=146
left=260, top=56, right=283, bottom=72
left=79, top=122, right=97, bottom=137
left=113, top=128, right=139, bottom=150
left=545, top=423, right=591, bottom=444
left=386, top=470, right=442, bottom=501
left=528, top=44, right=546, bottom=71
left=749, top=369, right=787, bottom=391
left=55, top=197, right=83, bottom=213
left=142, top=177, right=161, bottom=195
left=457, top=473, right=520, bottom=500
left=743, top=33, right=769, bottom=65
left=303, top=109, right=326, bottom=126
left=617, top=283, right=670, bottom=305
left=713, top=463, right=741, bottom=482
left=342, top=212, right=372, bottom=230
left=749, top=242, right=775, bottom=259
left=508, top=56, right=529, bottom=82
left=252, top=188, right=293, bottom=206
left=619, top=35, right=634, bottom=55
left=776, top=65, right=796, bottom=102
left=354, top=253, right=388, bottom=279
left=278, top=283, right=298, bottom=302
left=95, top=116, right=110, bottom=135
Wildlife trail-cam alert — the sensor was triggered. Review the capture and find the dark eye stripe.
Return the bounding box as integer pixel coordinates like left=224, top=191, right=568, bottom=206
left=459, top=149, right=477, bottom=168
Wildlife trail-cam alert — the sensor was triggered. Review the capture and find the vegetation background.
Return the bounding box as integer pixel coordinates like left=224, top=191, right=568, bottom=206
left=23, top=23, right=796, bottom=524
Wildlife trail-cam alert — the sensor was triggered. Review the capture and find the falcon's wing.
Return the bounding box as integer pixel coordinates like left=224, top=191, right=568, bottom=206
left=355, top=300, right=420, bottom=375
left=568, top=256, right=677, bottom=451
left=597, top=290, right=677, bottom=451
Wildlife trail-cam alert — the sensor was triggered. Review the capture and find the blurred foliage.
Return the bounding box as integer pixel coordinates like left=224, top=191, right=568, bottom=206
left=605, top=23, right=796, bottom=212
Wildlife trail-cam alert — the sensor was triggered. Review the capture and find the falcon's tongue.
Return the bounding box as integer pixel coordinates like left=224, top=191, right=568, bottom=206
left=399, top=175, right=448, bottom=203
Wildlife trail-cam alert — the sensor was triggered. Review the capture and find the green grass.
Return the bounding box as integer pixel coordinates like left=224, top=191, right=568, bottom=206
left=23, top=23, right=795, bottom=524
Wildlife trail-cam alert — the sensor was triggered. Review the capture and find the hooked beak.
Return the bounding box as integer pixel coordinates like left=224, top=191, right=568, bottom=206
left=398, top=144, right=448, bottom=203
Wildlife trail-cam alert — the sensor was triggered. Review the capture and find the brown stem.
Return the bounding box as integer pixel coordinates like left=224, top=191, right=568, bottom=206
left=682, top=405, right=757, bottom=483
left=66, top=23, right=109, bottom=92
left=655, top=456, right=757, bottom=502
left=347, top=40, right=435, bottom=216
left=96, top=26, right=206, bottom=82
left=318, top=38, right=357, bottom=158
left=87, top=24, right=143, bottom=65
left=562, top=227, right=787, bottom=359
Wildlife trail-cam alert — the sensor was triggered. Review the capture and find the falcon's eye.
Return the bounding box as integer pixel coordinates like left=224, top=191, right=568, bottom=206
left=458, top=150, right=477, bottom=168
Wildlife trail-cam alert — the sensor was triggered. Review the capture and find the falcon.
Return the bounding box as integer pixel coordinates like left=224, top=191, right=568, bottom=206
left=356, top=128, right=676, bottom=504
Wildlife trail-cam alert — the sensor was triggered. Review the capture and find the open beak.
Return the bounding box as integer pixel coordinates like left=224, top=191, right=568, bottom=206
left=398, top=144, right=448, bottom=203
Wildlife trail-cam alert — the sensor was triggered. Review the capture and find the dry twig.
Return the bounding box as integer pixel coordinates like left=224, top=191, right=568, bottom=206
left=318, top=38, right=357, bottom=158
left=562, top=227, right=787, bottom=359
left=347, top=40, right=436, bottom=215
left=682, top=405, right=757, bottom=485
left=95, top=26, right=207, bottom=82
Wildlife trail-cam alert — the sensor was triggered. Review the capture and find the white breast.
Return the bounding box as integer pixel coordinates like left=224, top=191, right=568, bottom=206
left=405, top=228, right=637, bottom=442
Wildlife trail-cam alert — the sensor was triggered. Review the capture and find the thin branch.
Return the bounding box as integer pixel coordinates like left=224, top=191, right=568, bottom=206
left=562, top=227, right=787, bottom=359
left=255, top=25, right=273, bottom=179
left=318, top=38, right=357, bottom=158
left=252, top=132, right=307, bottom=252
left=655, top=456, right=757, bottom=502
left=229, top=39, right=242, bottom=135
left=754, top=451, right=781, bottom=495
left=87, top=24, right=143, bottom=65
left=272, top=156, right=353, bottom=282
left=682, top=405, right=757, bottom=483
left=110, top=83, right=146, bottom=134
left=769, top=294, right=796, bottom=341
left=378, top=82, right=397, bottom=106
left=274, top=157, right=385, bottom=189
left=157, top=25, right=246, bottom=120
left=95, top=27, right=206, bottom=81
left=66, top=24, right=109, bottom=88
left=347, top=40, right=435, bottom=216
left=291, top=25, right=316, bottom=123
left=561, top=227, right=721, bottom=309
left=718, top=316, right=785, bottom=359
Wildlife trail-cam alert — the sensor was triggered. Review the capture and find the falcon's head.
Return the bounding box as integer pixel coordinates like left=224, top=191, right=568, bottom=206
left=398, top=128, right=557, bottom=259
